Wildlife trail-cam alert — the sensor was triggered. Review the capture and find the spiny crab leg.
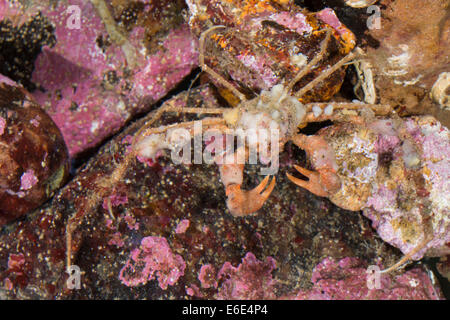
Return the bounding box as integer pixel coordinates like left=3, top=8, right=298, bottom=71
left=304, top=102, right=392, bottom=115
left=285, top=28, right=332, bottom=93
left=295, top=51, right=357, bottom=99
left=380, top=236, right=431, bottom=274
left=133, top=100, right=227, bottom=147
left=286, top=165, right=329, bottom=197
left=199, top=25, right=247, bottom=102
left=224, top=175, right=276, bottom=217
left=302, top=102, right=393, bottom=124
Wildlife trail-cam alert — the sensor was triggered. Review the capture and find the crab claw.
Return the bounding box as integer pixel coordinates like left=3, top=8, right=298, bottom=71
left=287, top=165, right=340, bottom=197
left=225, top=176, right=276, bottom=217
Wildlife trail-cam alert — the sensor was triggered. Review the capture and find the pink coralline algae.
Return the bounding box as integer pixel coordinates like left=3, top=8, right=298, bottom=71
left=23, top=0, right=198, bottom=157
left=124, top=214, right=139, bottom=231
left=102, top=194, right=128, bottom=210
left=0, top=116, right=5, bottom=135
left=363, top=117, right=450, bottom=260
left=268, top=12, right=313, bottom=34
left=293, top=257, right=442, bottom=300
left=7, top=253, right=25, bottom=272
left=186, top=284, right=202, bottom=297
left=316, top=8, right=350, bottom=38
left=198, top=264, right=217, bottom=289
left=175, top=219, right=190, bottom=234
left=20, top=170, right=38, bottom=191
left=108, top=232, right=125, bottom=248
left=216, top=253, right=277, bottom=300
left=119, top=236, right=186, bottom=290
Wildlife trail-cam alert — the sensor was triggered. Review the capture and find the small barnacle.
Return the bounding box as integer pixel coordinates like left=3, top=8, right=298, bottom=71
left=430, top=72, right=450, bottom=110
left=345, top=0, right=378, bottom=8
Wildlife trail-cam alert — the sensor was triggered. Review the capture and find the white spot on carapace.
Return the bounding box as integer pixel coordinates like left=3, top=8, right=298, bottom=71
left=312, top=105, right=323, bottom=117
left=324, top=104, right=334, bottom=116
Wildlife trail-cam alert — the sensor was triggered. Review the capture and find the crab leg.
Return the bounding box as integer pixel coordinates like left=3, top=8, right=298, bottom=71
left=295, top=51, right=356, bottom=99
left=285, top=29, right=332, bottom=93
left=225, top=175, right=276, bottom=217
left=199, top=25, right=247, bottom=102
left=304, top=102, right=392, bottom=115
left=380, top=236, right=431, bottom=273
left=133, top=100, right=227, bottom=145
left=302, top=102, right=392, bottom=124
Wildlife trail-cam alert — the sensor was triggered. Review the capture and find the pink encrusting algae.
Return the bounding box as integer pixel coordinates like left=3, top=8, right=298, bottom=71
left=0, top=116, right=5, bottom=136
left=30, top=1, right=198, bottom=157
left=119, top=236, right=186, bottom=290
left=102, top=194, right=128, bottom=210
left=19, top=170, right=38, bottom=191
left=175, top=219, right=190, bottom=234
left=108, top=232, right=125, bottom=248
left=7, top=253, right=25, bottom=272
left=269, top=12, right=313, bottom=34
left=216, top=252, right=277, bottom=299
left=198, top=264, right=217, bottom=289
left=124, top=213, right=139, bottom=231
left=293, top=257, right=442, bottom=300
left=316, top=8, right=350, bottom=38
left=186, top=284, right=202, bottom=297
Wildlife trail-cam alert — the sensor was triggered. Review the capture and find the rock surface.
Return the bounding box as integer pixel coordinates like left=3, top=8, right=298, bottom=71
left=364, top=0, right=449, bottom=124
left=0, top=0, right=198, bottom=157
left=0, top=75, right=69, bottom=226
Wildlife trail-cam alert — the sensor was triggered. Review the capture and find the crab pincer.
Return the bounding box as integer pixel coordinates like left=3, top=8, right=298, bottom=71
left=225, top=175, right=276, bottom=217
left=287, top=133, right=341, bottom=198
left=286, top=165, right=329, bottom=197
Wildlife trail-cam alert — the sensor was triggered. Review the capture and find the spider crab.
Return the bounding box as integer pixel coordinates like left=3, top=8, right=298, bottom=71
left=130, top=28, right=448, bottom=273
left=132, top=25, right=391, bottom=218
left=66, top=0, right=378, bottom=268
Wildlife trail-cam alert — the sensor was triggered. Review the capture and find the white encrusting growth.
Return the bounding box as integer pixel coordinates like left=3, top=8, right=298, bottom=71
left=402, top=140, right=420, bottom=168
left=290, top=53, right=307, bottom=68
left=312, top=105, right=322, bottom=117
left=135, top=84, right=307, bottom=162
left=324, top=104, right=334, bottom=116
left=383, top=44, right=410, bottom=77
left=345, top=0, right=377, bottom=8
left=237, top=84, right=306, bottom=145
left=135, top=133, right=168, bottom=160
left=431, top=72, right=450, bottom=110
